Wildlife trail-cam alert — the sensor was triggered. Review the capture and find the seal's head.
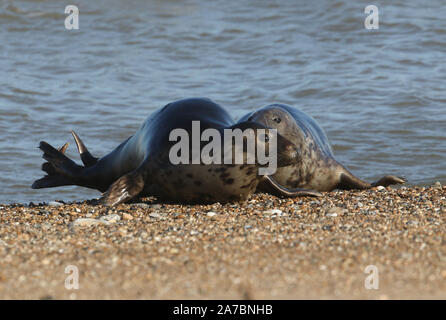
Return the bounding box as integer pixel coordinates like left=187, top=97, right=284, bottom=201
left=232, top=121, right=301, bottom=169
left=246, top=104, right=306, bottom=146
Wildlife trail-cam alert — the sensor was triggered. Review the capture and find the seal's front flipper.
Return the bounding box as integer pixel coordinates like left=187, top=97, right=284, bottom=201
left=372, top=175, right=406, bottom=187
left=338, top=171, right=406, bottom=190
left=262, top=175, right=322, bottom=197
left=337, top=172, right=371, bottom=190
left=101, top=170, right=145, bottom=206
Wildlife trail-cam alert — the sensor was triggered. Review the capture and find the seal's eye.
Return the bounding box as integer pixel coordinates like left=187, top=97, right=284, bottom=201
left=272, top=116, right=281, bottom=123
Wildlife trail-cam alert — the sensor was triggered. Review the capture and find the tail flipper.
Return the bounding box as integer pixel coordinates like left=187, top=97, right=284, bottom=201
left=32, top=141, right=84, bottom=189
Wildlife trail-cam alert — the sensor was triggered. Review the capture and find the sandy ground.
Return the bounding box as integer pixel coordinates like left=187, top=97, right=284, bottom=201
left=0, top=185, right=445, bottom=300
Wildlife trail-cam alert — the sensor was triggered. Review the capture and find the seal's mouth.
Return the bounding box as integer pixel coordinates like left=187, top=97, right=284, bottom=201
left=277, top=138, right=302, bottom=167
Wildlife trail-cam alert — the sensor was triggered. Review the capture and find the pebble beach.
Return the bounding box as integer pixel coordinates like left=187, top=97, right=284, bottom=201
left=0, top=185, right=444, bottom=300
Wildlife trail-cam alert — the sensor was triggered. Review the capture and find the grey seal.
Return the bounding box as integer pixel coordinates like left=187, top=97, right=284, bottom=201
left=32, top=98, right=321, bottom=206
left=238, top=103, right=405, bottom=193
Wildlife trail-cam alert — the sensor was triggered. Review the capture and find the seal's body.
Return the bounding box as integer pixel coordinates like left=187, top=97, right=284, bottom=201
left=239, top=104, right=405, bottom=192
left=33, top=98, right=320, bottom=205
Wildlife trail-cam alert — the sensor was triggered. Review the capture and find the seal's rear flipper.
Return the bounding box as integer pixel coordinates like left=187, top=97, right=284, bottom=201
left=32, top=175, right=72, bottom=189
left=100, top=170, right=145, bottom=206
left=71, top=131, right=98, bottom=167
left=262, top=175, right=322, bottom=197
left=371, top=175, right=406, bottom=187
left=31, top=141, right=83, bottom=189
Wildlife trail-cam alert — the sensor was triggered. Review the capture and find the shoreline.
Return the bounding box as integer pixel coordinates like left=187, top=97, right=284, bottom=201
left=0, top=185, right=444, bottom=299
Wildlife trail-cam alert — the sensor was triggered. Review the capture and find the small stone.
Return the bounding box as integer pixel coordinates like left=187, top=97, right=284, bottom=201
left=100, top=214, right=121, bottom=223
left=149, top=212, right=161, bottom=219
left=326, top=207, right=346, bottom=217
left=122, top=213, right=133, bottom=220
left=42, top=223, right=51, bottom=231
left=206, top=211, right=217, bottom=217
left=133, top=203, right=150, bottom=209
left=48, top=201, right=63, bottom=207
left=71, top=218, right=109, bottom=228
left=173, top=212, right=184, bottom=218
left=118, top=227, right=128, bottom=236
left=376, top=186, right=385, bottom=191
left=263, top=209, right=282, bottom=215
left=433, top=181, right=442, bottom=189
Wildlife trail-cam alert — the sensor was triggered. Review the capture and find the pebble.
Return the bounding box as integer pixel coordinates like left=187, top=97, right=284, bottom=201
left=134, top=203, right=162, bottom=209
left=133, top=203, right=150, bottom=209
left=122, top=213, right=133, bottom=220
left=376, top=186, right=385, bottom=191
left=433, top=181, right=442, bottom=189
left=149, top=212, right=161, bottom=219
left=100, top=214, right=121, bottom=223
left=263, top=209, right=282, bottom=215
left=71, top=218, right=110, bottom=228
left=42, top=223, right=52, bottom=231
left=325, top=207, right=346, bottom=217
left=48, top=201, right=63, bottom=207
left=206, top=211, right=217, bottom=217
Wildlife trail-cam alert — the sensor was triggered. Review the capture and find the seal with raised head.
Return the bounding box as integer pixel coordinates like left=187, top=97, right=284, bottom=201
left=238, top=103, right=405, bottom=193
left=32, top=98, right=321, bottom=206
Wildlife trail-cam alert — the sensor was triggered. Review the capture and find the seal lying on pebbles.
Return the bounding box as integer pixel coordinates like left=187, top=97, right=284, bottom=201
left=32, top=98, right=321, bottom=206
left=238, top=104, right=406, bottom=193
